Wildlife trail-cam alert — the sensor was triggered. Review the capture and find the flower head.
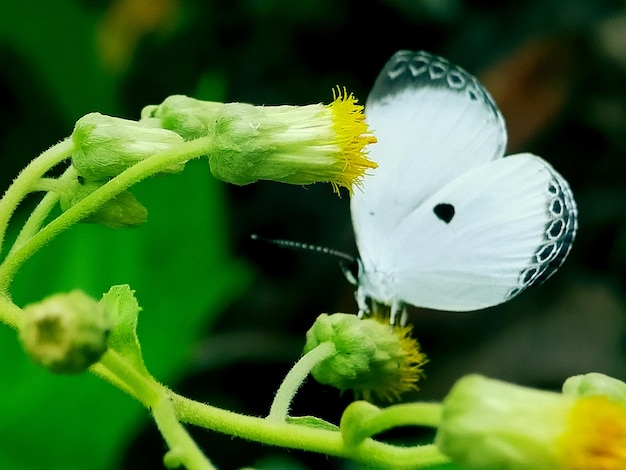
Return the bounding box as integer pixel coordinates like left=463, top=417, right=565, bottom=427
left=303, top=313, right=427, bottom=402
left=435, top=374, right=626, bottom=470
left=19, top=291, right=111, bottom=374
left=326, top=87, right=379, bottom=192
left=142, top=91, right=377, bottom=193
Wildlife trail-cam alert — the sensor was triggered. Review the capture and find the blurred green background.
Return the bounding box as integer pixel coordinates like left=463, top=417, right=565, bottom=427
left=1, top=0, right=626, bottom=469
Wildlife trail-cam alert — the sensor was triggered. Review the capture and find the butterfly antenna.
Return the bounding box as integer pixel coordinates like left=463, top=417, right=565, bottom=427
left=250, top=234, right=356, bottom=264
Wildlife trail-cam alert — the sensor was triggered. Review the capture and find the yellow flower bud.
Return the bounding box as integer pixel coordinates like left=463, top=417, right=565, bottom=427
left=436, top=374, right=626, bottom=470
left=303, top=313, right=427, bottom=402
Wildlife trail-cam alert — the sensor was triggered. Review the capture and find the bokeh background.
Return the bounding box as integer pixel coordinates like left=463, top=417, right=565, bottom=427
left=1, top=0, right=626, bottom=469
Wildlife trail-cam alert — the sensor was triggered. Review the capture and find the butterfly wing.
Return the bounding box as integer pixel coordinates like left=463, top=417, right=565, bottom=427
left=352, top=50, right=507, bottom=272
left=356, top=153, right=577, bottom=311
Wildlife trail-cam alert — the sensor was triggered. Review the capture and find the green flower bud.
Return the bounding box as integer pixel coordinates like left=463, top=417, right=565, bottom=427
left=19, top=291, right=110, bottom=374
left=141, top=95, right=226, bottom=141
left=143, top=90, right=377, bottom=193
left=435, top=374, right=626, bottom=470
left=303, top=313, right=426, bottom=402
left=59, top=178, right=147, bottom=228
left=71, top=112, right=186, bottom=180
left=562, top=372, right=626, bottom=405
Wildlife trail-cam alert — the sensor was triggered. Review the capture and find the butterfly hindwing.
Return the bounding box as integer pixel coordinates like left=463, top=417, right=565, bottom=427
left=356, top=153, right=577, bottom=312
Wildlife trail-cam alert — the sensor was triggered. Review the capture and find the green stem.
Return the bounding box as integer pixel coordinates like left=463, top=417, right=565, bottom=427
left=171, top=392, right=450, bottom=469
left=95, top=351, right=214, bottom=469
left=0, top=139, right=74, bottom=259
left=267, top=341, right=336, bottom=422
left=0, top=135, right=213, bottom=291
left=10, top=167, right=77, bottom=255
left=0, top=294, right=21, bottom=330
left=153, top=395, right=216, bottom=470
left=360, top=402, right=442, bottom=438
left=93, top=349, right=161, bottom=407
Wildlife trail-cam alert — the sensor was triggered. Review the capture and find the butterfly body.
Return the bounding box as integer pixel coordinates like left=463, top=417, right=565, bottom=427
left=350, top=51, right=577, bottom=321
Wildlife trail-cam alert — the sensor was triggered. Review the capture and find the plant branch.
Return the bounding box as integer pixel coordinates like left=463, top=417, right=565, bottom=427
left=348, top=402, right=443, bottom=442
left=0, top=139, right=74, bottom=260
left=0, top=294, right=21, bottom=330
left=267, top=341, right=336, bottom=422
left=153, top=395, right=216, bottom=470
left=10, top=166, right=78, bottom=255
left=171, top=392, right=450, bottom=469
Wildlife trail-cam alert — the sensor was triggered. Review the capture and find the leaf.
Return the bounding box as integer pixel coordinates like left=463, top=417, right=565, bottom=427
left=101, top=284, right=149, bottom=377
left=285, top=416, right=340, bottom=432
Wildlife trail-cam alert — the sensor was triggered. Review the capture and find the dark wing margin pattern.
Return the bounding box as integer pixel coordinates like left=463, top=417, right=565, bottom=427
left=366, top=50, right=503, bottom=125
left=506, top=168, right=577, bottom=300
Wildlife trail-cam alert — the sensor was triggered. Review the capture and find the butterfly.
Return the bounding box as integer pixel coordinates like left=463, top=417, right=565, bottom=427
left=348, top=50, right=577, bottom=325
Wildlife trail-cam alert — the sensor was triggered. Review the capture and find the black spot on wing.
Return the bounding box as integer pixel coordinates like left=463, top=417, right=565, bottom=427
left=433, top=203, right=455, bottom=224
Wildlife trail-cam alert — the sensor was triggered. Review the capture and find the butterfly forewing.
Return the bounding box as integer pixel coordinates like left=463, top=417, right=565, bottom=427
left=352, top=50, right=508, bottom=269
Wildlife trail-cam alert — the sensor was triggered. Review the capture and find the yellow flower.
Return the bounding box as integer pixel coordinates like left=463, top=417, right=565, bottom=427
left=303, top=313, right=427, bottom=402
left=142, top=91, right=377, bottom=193
left=559, top=396, right=626, bottom=469
left=326, top=87, right=379, bottom=192
left=435, top=374, right=626, bottom=470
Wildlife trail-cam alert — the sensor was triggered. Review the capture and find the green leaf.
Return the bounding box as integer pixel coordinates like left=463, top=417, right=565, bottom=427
left=285, top=415, right=340, bottom=432
left=101, top=284, right=149, bottom=377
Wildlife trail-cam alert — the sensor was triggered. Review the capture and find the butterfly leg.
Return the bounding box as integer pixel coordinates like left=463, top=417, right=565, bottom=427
left=390, top=301, right=407, bottom=327
left=355, top=286, right=370, bottom=318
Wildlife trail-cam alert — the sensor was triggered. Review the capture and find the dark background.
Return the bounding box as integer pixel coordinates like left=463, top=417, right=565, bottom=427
left=1, top=0, right=625, bottom=469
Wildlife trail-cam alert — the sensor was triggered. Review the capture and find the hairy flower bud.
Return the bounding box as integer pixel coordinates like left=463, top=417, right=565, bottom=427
left=19, top=291, right=110, bottom=374
left=72, top=112, right=186, bottom=180
left=303, top=313, right=426, bottom=402
left=141, top=95, right=226, bottom=141
left=562, top=372, right=626, bottom=405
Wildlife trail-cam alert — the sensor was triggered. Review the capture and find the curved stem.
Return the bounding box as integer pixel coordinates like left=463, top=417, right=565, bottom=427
left=10, top=167, right=78, bottom=255
left=0, top=135, right=213, bottom=291
left=345, top=402, right=442, bottom=445
left=153, top=395, right=216, bottom=470
left=94, top=350, right=214, bottom=469
left=0, top=139, right=74, bottom=259
left=93, top=349, right=161, bottom=408
left=267, top=341, right=336, bottom=422
left=0, top=294, right=22, bottom=330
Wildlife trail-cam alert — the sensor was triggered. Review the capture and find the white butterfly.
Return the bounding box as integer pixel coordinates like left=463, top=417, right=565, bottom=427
left=349, top=50, right=577, bottom=324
